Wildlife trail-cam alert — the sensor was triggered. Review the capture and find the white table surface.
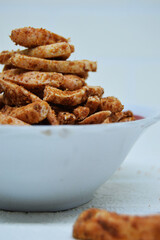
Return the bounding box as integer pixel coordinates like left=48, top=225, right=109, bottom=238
left=0, top=122, right=159, bottom=240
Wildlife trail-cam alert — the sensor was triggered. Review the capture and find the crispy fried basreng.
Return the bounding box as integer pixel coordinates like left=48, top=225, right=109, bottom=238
left=0, top=94, right=4, bottom=109
left=58, top=111, right=76, bottom=125
left=0, top=50, right=16, bottom=65
left=79, top=111, right=111, bottom=124
left=1, top=101, right=49, bottom=124
left=100, top=97, right=124, bottom=113
left=73, top=106, right=90, bottom=121
left=88, top=86, right=104, bottom=98
left=119, top=116, right=135, bottom=122
left=21, top=43, right=74, bottom=59
left=61, top=74, right=85, bottom=91
left=73, top=208, right=160, bottom=240
left=10, top=54, right=97, bottom=74
left=2, top=69, right=63, bottom=89
left=47, top=106, right=59, bottom=125
left=85, top=96, right=100, bottom=114
left=0, top=112, right=29, bottom=126
left=10, top=27, right=68, bottom=48
left=0, top=78, right=40, bottom=106
left=43, top=86, right=88, bottom=106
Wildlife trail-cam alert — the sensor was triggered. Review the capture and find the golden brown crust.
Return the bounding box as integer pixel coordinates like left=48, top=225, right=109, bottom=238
left=21, top=43, right=74, bottom=59
left=73, top=208, right=160, bottom=240
left=1, top=101, right=49, bottom=124
left=61, top=74, right=85, bottom=91
left=47, top=106, right=59, bottom=125
left=10, top=54, right=97, bottom=74
left=0, top=50, right=15, bottom=65
left=10, top=27, right=68, bottom=48
left=0, top=78, right=40, bottom=106
left=79, top=111, right=111, bottom=124
left=2, top=69, right=63, bottom=89
left=119, top=116, right=135, bottom=122
left=88, top=86, right=104, bottom=98
left=85, top=96, right=100, bottom=114
left=43, top=86, right=89, bottom=106
left=73, top=106, right=90, bottom=121
left=100, top=97, right=124, bottom=113
left=58, top=111, right=76, bottom=125
left=103, top=111, right=135, bottom=124
left=0, top=112, right=29, bottom=126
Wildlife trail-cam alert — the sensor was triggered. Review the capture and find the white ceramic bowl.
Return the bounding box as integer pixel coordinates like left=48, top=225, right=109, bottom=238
left=0, top=104, right=160, bottom=212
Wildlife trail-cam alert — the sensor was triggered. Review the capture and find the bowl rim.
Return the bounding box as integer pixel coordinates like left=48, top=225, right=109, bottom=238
left=0, top=103, right=160, bottom=131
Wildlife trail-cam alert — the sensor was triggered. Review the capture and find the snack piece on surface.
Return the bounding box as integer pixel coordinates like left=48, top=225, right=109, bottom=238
left=2, top=69, right=63, bottom=89
left=85, top=96, right=100, bottom=114
left=10, top=54, right=97, bottom=74
left=43, top=86, right=88, bottom=106
left=0, top=78, right=40, bottom=106
left=58, top=111, right=76, bottom=125
left=100, top=96, right=124, bottom=113
left=0, top=50, right=16, bottom=65
left=73, top=208, right=160, bottom=240
left=73, top=106, right=90, bottom=121
left=10, top=27, right=68, bottom=48
left=79, top=111, right=111, bottom=124
left=1, top=101, right=49, bottom=124
left=0, top=112, right=29, bottom=126
left=61, top=74, right=85, bottom=91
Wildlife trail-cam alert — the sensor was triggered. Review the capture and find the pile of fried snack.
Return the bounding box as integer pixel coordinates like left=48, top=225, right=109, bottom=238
left=0, top=27, right=135, bottom=126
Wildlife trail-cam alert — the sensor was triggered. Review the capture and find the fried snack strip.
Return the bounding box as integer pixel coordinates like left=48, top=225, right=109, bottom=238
left=43, top=86, right=88, bottom=106
left=10, top=27, right=68, bottom=48
left=79, top=111, right=111, bottom=124
left=10, top=54, right=97, bottom=74
left=2, top=69, right=63, bottom=89
left=0, top=50, right=16, bottom=65
left=0, top=112, right=29, bottom=126
left=85, top=96, right=100, bottom=114
left=73, top=106, right=90, bottom=121
left=0, top=94, right=4, bottom=109
left=73, top=208, right=160, bottom=240
left=58, top=112, right=76, bottom=125
left=88, top=86, right=104, bottom=98
left=0, top=78, right=40, bottom=106
left=100, top=96, right=124, bottom=113
left=47, top=106, right=59, bottom=125
left=61, top=75, right=85, bottom=91
left=21, top=43, right=74, bottom=59
left=1, top=101, right=49, bottom=124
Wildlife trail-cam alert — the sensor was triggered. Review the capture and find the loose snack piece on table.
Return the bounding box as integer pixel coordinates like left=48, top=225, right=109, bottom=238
left=0, top=26, right=135, bottom=125
left=73, top=208, right=160, bottom=240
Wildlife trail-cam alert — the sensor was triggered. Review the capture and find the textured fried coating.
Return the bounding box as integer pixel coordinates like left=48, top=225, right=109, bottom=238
left=61, top=74, right=85, bottom=91
left=0, top=112, right=29, bottom=126
left=2, top=69, right=63, bottom=89
left=100, top=97, right=124, bottom=113
left=0, top=77, right=40, bottom=106
left=10, top=27, right=68, bottom=48
left=79, top=111, right=111, bottom=124
left=58, top=111, right=76, bottom=125
left=1, top=101, right=49, bottom=124
left=88, top=86, right=104, bottom=98
left=2, top=64, right=15, bottom=72
left=73, top=106, right=90, bottom=121
left=10, top=54, right=97, bottom=74
left=103, top=111, right=135, bottom=124
left=0, top=50, right=15, bottom=65
left=85, top=96, right=100, bottom=114
left=73, top=208, right=160, bottom=240
left=0, top=94, right=4, bottom=109
left=21, top=43, right=74, bottom=59
left=43, top=86, right=88, bottom=106
left=47, top=106, right=59, bottom=125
